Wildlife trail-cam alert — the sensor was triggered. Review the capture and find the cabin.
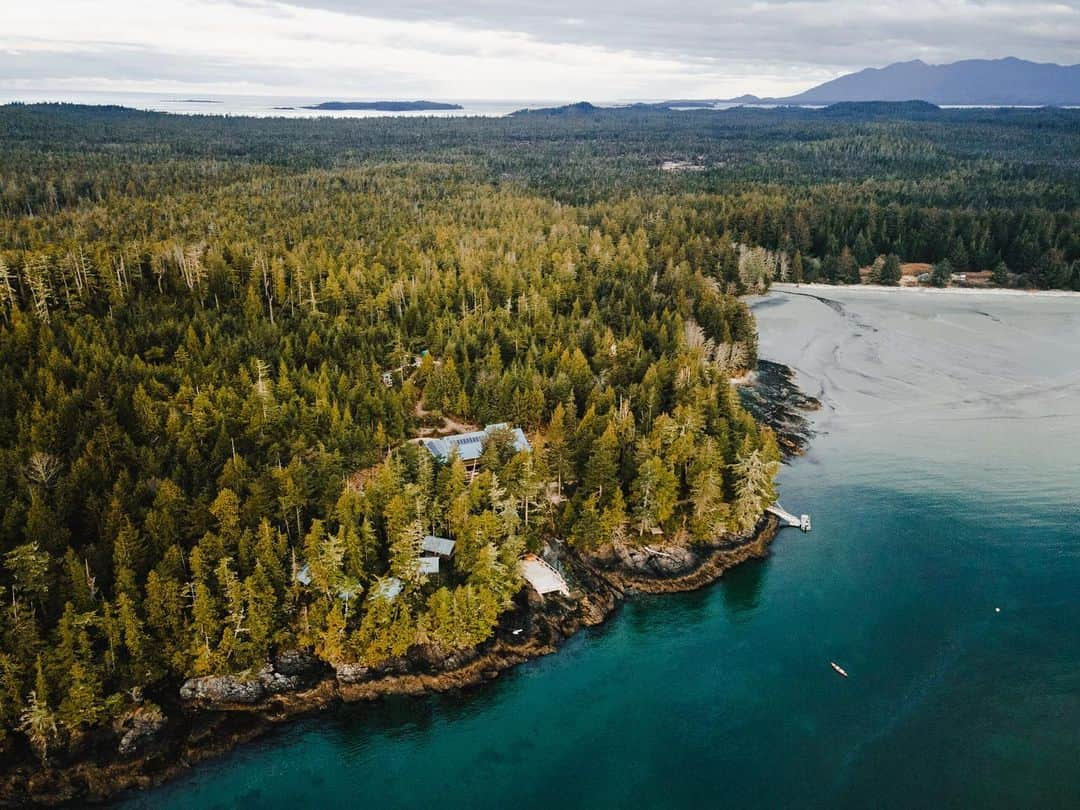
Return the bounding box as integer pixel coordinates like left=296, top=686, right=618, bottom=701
left=415, top=534, right=455, bottom=577
left=418, top=556, right=440, bottom=576
left=421, top=534, right=455, bottom=558
left=420, top=423, right=531, bottom=475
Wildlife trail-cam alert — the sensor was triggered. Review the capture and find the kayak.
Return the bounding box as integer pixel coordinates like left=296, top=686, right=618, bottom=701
left=830, top=662, right=849, bottom=678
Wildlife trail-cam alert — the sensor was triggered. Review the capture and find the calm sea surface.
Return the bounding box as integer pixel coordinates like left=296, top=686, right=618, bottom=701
left=0, top=91, right=567, bottom=118
left=119, top=287, right=1080, bottom=809
left=4, top=92, right=1069, bottom=117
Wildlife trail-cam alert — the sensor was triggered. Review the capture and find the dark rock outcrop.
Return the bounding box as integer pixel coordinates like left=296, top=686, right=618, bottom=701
left=610, top=541, right=699, bottom=577
left=180, top=664, right=306, bottom=707
left=333, top=662, right=371, bottom=684
left=115, top=704, right=167, bottom=756
left=738, top=360, right=820, bottom=457
left=180, top=674, right=265, bottom=705
left=273, top=649, right=324, bottom=678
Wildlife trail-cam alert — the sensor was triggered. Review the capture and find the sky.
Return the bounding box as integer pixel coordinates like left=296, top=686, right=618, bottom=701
left=2, top=0, right=1079, bottom=101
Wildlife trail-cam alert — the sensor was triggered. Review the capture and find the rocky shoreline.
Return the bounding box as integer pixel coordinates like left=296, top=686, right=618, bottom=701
left=0, top=361, right=813, bottom=807
left=1, top=517, right=781, bottom=806
left=737, top=359, right=820, bottom=457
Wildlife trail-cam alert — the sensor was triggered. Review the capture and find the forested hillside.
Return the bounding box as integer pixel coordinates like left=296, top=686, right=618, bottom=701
left=3, top=102, right=1078, bottom=287
left=0, top=101, right=1076, bottom=766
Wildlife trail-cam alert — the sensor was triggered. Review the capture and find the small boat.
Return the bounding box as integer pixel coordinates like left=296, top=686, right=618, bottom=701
left=830, top=662, right=849, bottom=678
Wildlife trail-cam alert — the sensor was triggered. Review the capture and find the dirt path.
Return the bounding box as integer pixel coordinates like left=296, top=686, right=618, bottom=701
left=413, top=399, right=480, bottom=437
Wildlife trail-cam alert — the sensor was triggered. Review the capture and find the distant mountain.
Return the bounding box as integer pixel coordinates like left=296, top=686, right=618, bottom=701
left=718, top=58, right=1080, bottom=107
left=519, top=58, right=1079, bottom=116
left=781, top=58, right=1080, bottom=106
left=302, top=101, right=463, bottom=111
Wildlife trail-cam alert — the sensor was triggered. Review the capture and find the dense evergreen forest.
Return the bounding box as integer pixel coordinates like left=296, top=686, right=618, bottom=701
left=0, top=101, right=1075, bottom=765
left=0, top=104, right=779, bottom=764
left=2, top=102, right=1078, bottom=287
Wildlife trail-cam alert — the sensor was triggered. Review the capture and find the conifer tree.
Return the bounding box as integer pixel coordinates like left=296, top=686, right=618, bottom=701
left=19, top=658, right=57, bottom=764
left=631, top=456, right=678, bottom=538
left=545, top=402, right=573, bottom=496
left=880, top=254, right=903, bottom=286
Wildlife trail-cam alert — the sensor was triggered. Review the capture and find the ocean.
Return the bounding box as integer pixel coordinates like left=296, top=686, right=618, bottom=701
left=0, top=91, right=569, bottom=118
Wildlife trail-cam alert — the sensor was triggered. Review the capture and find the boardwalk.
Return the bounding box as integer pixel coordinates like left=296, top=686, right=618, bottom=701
left=520, top=554, right=570, bottom=596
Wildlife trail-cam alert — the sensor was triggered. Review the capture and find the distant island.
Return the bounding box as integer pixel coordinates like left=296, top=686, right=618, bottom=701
left=174, top=99, right=222, bottom=104
left=510, top=101, right=600, bottom=116
left=302, top=100, right=463, bottom=111
left=676, top=57, right=1080, bottom=108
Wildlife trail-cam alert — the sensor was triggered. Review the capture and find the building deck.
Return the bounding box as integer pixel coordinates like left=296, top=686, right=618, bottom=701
left=520, top=555, right=570, bottom=596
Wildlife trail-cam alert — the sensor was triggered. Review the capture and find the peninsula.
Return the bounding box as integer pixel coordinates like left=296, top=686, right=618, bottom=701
left=2, top=388, right=815, bottom=806
left=0, top=102, right=800, bottom=805
left=302, top=100, right=464, bottom=111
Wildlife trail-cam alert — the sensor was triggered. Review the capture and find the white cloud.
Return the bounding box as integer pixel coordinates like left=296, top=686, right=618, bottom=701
left=1, top=0, right=1076, bottom=99
left=0, top=0, right=763, bottom=98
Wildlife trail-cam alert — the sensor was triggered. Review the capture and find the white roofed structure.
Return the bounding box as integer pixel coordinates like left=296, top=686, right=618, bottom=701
left=421, top=423, right=531, bottom=465
left=422, top=535, right=456, bottom=557
left=418, top=557, right=440, bottom=575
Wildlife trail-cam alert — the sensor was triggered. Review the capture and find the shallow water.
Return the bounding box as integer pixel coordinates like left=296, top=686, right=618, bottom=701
left=119, top=287, right=1080, bottom=809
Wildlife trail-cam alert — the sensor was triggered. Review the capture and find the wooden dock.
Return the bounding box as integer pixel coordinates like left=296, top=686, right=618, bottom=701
left=766, top=504, right=812, bottom=532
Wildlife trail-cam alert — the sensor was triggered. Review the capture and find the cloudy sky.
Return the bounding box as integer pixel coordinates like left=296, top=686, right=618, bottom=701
left=2, top=0, right=1078, bottom=100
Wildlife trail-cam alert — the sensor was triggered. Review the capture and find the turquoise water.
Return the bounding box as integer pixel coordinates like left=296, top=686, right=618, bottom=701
left=120, top=289, right=1080, bottom=809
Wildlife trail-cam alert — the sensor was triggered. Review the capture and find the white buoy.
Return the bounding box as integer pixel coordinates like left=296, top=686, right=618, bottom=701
left=995, top=607, right=1001, bottom=613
